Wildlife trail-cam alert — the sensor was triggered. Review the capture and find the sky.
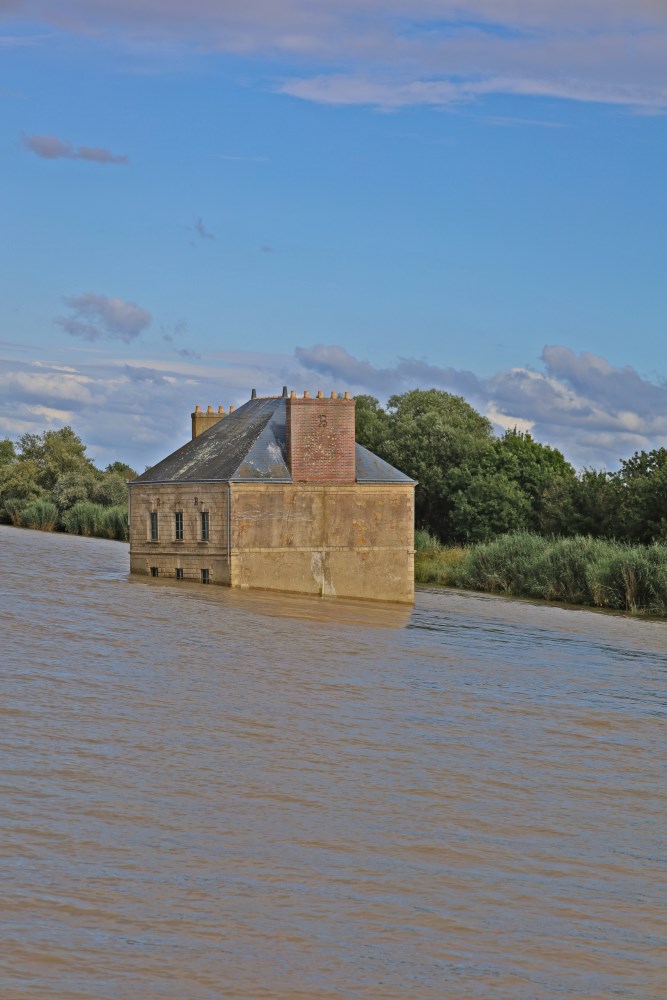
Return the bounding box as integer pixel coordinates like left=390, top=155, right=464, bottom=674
left=1, top=0, right=667, bottom=471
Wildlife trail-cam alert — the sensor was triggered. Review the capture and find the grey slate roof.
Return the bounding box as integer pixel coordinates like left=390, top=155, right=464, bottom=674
left=131, top=396, right=414, bottom=485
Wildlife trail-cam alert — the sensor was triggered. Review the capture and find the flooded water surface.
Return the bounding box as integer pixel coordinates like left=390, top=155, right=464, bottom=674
left=1, top=524, right=666, bottom=999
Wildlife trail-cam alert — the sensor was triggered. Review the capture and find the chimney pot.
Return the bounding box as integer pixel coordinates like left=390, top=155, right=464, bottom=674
left=344, top=391, right=350, bottom=400
left=303, top=390, right=310, bottom=399
left=317, top=390, right=323, bottom=399
left=207, top=405, right=213, bottom=413
left=282, top=386, right=288, bottom=397
left=229, top=405, right=235, bottom=413
left=290, top=389, right=297, bottom=398
left=195, top=404, right=201, bottom=412
left=218, top=405, right=224, bottom=413
left=251, top=388, right=257, bottom=399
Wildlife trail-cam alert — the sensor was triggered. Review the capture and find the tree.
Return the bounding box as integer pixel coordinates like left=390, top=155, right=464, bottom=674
left=495, top=430, right=576, bottom=533
left=17, top=427, right=96, bottom=492
left=105, top=460, right=138, bottom=481
left=93, top=472, right=128, bottom=507
left=354, top=395, right=390, bottom=455
left=569, top=469, right=621, bottom=539
left=0, top=438, right=15, bottom=466
left=52, top=469, right=99, bottom=512
left=448, top=453, right=532, bottom=543
left=614, top=449, right=667, bottom=543
left=381, top=389, right=495, bottom=540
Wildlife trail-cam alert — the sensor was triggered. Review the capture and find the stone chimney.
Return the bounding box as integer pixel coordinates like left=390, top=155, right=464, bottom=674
left=191, top=404, right=226, bottom=440
left=286, top=390, right=356, bottom=483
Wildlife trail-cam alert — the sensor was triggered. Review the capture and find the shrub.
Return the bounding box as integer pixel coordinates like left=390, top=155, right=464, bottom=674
left=93, top=473, right=128, bottom=508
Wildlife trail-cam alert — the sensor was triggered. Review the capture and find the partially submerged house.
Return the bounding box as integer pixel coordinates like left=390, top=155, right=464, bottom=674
left=128, top=388, right=415, bottom=603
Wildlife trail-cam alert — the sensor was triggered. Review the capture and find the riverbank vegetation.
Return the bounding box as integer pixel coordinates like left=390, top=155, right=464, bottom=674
left=4, top=391, right=667, bottom=614
left=358, top=389, right=667, bottom=615
left=0, top=428, right=135, bottom=541
left=414, top=531, right=667, bottom=614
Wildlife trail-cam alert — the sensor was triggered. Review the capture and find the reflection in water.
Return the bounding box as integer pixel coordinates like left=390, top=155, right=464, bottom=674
left=1, top=525, right=666, bottom=999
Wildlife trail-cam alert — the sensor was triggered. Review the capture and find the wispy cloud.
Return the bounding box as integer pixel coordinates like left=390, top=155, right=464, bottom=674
left=216, top=153, right=269, bottom=162
left=20, top=132, right=128, bottom=163
left=13, top=1, right=667, bottom=112
left=56, top=293, right=152, bottom=343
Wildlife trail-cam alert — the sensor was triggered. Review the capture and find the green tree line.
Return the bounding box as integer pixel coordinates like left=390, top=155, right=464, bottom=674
left=355, top=389, right=667, bottom=545
left=0, top=427, right=135, bottom=540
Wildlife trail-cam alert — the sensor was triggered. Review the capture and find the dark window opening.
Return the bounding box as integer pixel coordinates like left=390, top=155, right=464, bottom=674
left=150, top=511, right=159, bottom=540
left=175, top=568, right=184, bottom=580
left=201, top=510, right=210, bottom=541
left=150, top=566, right=159, bottom=578
left=175, top=512, right=184, bottom=540
left=201, top=568, right=210, bottom=584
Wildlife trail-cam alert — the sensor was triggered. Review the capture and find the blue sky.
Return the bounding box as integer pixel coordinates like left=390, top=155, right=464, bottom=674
left=2, top=1, right=667, bottom=470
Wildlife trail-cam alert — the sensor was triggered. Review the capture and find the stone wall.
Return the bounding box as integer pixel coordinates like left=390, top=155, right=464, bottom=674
left=229, top=482, right=414, bottom=603
left=130, top=480, right=415, bottom=603
left=129, top=482, right=230, bottom=584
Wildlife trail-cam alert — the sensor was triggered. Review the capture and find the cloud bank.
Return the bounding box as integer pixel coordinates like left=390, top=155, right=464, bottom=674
left=20, top=132, right=128, bottom=163
left=9, top=1, right=667, bottom=111
left=56, top=294, right=152, bottom=343
left=1, top=343, right=665, bottom=471
left=297, top=343, right=667, bottom=468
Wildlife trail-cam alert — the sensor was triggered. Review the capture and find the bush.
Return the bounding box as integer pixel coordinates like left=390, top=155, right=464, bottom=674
left=93, top=473, right=128, bottom=508
left=19, top=499, right=59, bottom=531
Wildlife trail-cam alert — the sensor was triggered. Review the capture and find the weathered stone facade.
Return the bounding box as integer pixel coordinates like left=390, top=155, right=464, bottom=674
left=129, top=389, right=415, bottom=603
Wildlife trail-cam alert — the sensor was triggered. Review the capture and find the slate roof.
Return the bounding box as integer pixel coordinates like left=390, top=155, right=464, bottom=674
left=131, top=396, right=414, bottom=485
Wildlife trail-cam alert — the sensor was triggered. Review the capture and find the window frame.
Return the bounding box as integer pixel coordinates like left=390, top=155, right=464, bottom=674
left=200, top=510, right=210, bottom=542
left=150, top=510, right=159, bottom=541
left=174, top=511, right=184, bottom=541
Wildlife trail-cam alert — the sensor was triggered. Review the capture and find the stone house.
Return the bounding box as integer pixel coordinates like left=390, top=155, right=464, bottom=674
left=128, top=388, right=415, bottom=603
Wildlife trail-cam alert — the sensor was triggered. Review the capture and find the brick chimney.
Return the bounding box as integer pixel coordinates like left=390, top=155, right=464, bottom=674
left=191, top=404, right=226, bottom=440
left=286, top=390, right=356, bottom=483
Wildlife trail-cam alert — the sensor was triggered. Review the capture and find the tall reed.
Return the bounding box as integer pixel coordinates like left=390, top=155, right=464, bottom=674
left=416, top=532, right=667, bottom=616
left=19, top=499, right=59, bottom=531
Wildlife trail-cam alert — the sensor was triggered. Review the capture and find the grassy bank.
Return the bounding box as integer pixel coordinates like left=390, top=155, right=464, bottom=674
left=415, top=530, right=667, bottom=615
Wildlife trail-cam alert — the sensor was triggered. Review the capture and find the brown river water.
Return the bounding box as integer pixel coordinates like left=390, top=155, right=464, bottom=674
left=1, top=524, right=666, bottom=999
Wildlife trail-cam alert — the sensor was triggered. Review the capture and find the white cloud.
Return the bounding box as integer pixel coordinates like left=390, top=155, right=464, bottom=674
left=11, top=1, right=667, bottom=111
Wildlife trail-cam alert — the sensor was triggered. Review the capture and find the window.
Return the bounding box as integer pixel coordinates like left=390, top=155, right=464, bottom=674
left=150, top=511, right=158, bottom=540
left=174, top=512, right=184, bottom=540
left=200, top=510, right=210, bottom=541
left=175, top=568, right=184, bottom=580
left=201, top=568, right=210, bottom=584
left=150, top=566, right=159, bottom=578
